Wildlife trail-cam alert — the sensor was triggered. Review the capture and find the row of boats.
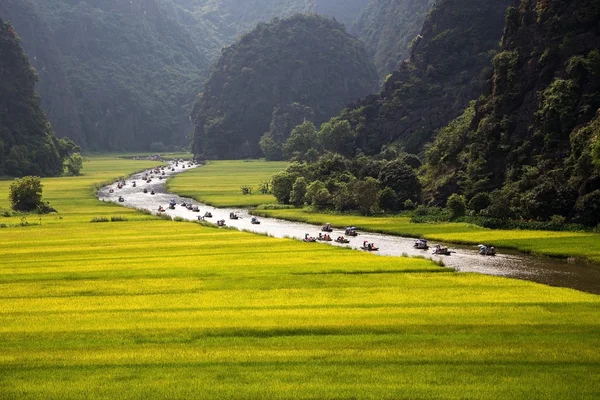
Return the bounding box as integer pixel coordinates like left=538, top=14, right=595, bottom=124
left=414, top=239, right=497, bottom=256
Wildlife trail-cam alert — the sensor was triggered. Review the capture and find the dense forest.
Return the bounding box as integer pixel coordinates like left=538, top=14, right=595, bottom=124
left=191, top=14, right=378, bottom=159
left=326, top=0, right=513, bottom=155
left=0, top=19, right=77, bottom=177
left=353, top=0, right=435, bottom=77
left=422, top=0, right=600, bottom=225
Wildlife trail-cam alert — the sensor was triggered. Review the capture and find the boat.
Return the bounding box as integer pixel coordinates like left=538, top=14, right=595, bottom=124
left=192, top=205, right=200, bottom=212
left=132, top=182, right=136, bottom=187
left=109, top=188, right=114, bottom=193
left=180, top=202, right=187, bottom=207
left=143, top=189, right=148, bottom=193
left=217, top=219, right=226, bottom=227
left=157, top=206, right=165, bottom=212
left=317, top=234, right=332, bottom=242
left=150, top=190, right=155, bottom=195
left=251, top=217, right=261, bottom=225
left=414, top=239, right=429, bottom=250
left=303, top=234, right=317, bottom=243
left=229, top=212, right=239, bottom=220
left=334, top=236, right=349, bottom=244
left=204, top=212, right=213, bottom=218
left=118, top=196, right=125, bottom=203
left=345, top=227, right=359, bottom=236
left=322, top=223, right=333, bottom=232
left=432, top=244, right=451, bottom=256
left=478, top=244, right=497, bottom=256
left=186, top=204, right=193, bottom=210
left=360, top=242, right=379, bottom=251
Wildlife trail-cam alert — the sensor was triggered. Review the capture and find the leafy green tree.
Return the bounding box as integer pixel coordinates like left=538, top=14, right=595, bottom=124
left=319, top=119, right=357, bottom=157
left=378, top=160, right=421, bottom=203
left=271, top=171, right=297, bottom=204
left=576, top=190, right=600, bottom=226
left=379, top=186, right=398, bottom=212
left=9, top=176, right=43, bottom=212
left=290, top=177, right=308, bottom=207
left=282, top=121, right=319, bottom=160
left=446, top=194, right=467, bottom=219
left=468, top=193, right=491, bottom=214
left=305, top=180, right=329, bottom=209
left=64, top=153, right=84, bottom=176
left=259, top=133, right=283, bottom=161
left=354, top=177, right=380, bottom=215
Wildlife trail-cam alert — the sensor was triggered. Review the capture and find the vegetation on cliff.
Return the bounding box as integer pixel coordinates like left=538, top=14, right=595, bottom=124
left=422, top=0, right=600, bottom=226
left=192, top=14, right=378, bottom=159
left=0, top=19, right=77, bottom=177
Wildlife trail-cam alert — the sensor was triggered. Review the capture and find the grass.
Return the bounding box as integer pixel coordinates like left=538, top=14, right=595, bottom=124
left=1, top=156, right=600, bottom=398
left=166, top=159, right=288, bottom=207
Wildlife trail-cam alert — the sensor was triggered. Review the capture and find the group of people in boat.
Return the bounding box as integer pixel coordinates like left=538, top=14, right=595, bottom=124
left=318, top=233, right=332, bottom=241
left=478, top=244, right=496, bottom=256
left=362, top=241, right=378, bottom=251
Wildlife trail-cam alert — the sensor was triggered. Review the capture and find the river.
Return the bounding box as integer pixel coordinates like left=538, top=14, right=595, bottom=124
left=98, top=161, right=600, bottom=294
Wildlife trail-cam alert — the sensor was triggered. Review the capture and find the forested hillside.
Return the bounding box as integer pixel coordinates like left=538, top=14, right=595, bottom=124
left=0, top=0, right=372, bottom=151
left=191, top=14, right=378, bottom=159
left=326, top=0, right=511, bottom=155
left=0, top=19, right=74, bottom=177
left=422, top=0, right=600, bottom=225
left=353, top=0, right=435, bottom=77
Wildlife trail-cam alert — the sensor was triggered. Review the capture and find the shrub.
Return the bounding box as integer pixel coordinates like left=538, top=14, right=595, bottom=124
left=91, top=217, right=109, bottom=223
left=9, top=176, right=44, bottom=212
left=447, top=193, right=467, bottom=218
left=110, top=216, right=128, bottom=222
left=468, top=192, right=491, bottom=213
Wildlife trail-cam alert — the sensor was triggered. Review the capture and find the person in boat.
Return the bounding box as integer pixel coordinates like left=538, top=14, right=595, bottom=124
left=319, top=233, right=322, bottom=239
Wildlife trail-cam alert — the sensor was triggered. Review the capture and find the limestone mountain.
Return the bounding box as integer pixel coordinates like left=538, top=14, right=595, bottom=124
left=422, top=0, right=600, bottom=225
left=192, top=14, right=378, bottom=159
left=0, top=19, right=71, bottom=177
left=353, top=0, right=435, bottom=78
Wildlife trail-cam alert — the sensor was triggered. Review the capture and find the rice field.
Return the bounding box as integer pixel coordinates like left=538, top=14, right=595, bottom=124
left=1, top=156, right=600, bottom=398
left=166, top=160, right=288, bottom=207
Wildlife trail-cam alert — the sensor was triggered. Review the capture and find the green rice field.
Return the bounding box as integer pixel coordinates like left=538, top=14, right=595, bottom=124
left=1, top=156, right=600, bottom=399
left=166, top=160, right=288, bottom=207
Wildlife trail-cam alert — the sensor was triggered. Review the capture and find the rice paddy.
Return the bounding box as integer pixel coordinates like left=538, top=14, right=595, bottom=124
left=166, top=160, right=288, bottom=207
left=1, top=155, right=600, bottom=399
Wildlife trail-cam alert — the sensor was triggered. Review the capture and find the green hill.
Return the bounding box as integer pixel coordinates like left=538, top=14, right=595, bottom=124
left=422, top=0, right=600, bottom=225
left=0, top=19, right=69, bottom=177
left=191, top=14, right=379, bottom=159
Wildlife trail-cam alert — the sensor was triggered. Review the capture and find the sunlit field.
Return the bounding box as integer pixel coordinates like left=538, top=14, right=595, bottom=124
left=167, top=159, right=288, bottom=207
left=1, top=156, right=600, bottom=399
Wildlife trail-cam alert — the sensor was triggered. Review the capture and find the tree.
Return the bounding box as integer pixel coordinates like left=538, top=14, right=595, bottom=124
left=379, top=186, right=398, bottom=212
left=64, top=153, right=84, bottom=176
left=271, top=171, right=297, bottom=204
left=282, top=121, right=319, bottom=160
left=9, top=176, right=44, bottom=212
left=468, top=192, right=491, bottom=214
left=319, top=119, right=356, bottom=157
left=378, top=160, right=421, bottom=203
left=290, top=177, right=308, bottom=207
left=259, top=133, right=283, bottom=161
left=306, top=180, right=330, bottom=209
left=446, top=193, right=467, bottom=219
left=354, top=177, right=380, bottom=215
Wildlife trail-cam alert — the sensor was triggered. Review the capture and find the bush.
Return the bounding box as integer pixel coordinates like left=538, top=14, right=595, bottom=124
left=403, top=199, right=416, bottom=210
left=468, top=192, right=491, bottom=213
left=378, top=187, right=398, bottom=212
left=110, top=216, right=128, bottom=222
left=64, top=152, right=84, bottom=176
left=447, top=193, right=467, bottom=218
left=576, top=190, right=600, bottom=226
left=9, top=176, right=44, bottom=212
left=91, top=217, right=109, bottom=223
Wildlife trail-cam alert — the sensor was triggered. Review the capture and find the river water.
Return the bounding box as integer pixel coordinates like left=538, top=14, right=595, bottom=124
left=98, top=162, right=600, bottom=294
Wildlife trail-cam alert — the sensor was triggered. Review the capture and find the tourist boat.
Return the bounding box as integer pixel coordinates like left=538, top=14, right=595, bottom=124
left=414, top=239, right=429, bottom=250
left=432, top=244, right=451, bottom=255
left=334, top=237, right=349, bottom=244
left=345, top=227, right=359, bottom=236
left=361, top=242, right=379, bottom=251
left=217, top=219, right=226, bottom=227
left=229, top=212, right=239, bottom=220
left=204, top=212, right=213, bottom=218
left=321, top=223, right=333, bottom=232
left=478, top=244, right=497, bottom=256
left=303, top=234, right=317, bottom=243
left=251, top=217, right=261, bottom=225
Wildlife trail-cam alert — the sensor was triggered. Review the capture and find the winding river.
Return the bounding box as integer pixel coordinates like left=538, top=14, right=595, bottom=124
left=98, top=162, right=600, bottom=294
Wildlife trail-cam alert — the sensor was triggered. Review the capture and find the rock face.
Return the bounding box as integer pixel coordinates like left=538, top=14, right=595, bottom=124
left=352, top=0, right=435, bottom=78
left=191, top=14, right=379, bottom=159
left=329, top=0, right=512, bottom=155
left=422, top=0, right=600, bottom=224
left=0, top=19, right=64, bottom=177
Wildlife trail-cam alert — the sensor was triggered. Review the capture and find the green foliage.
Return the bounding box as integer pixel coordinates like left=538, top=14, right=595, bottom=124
left=282, top=121, right=319, bottom=161
left=378, top=159, right=421, bottom=204
left=446, top=194, right=467, bottom=219
left=9, top=176, right=43, bottom=212
left=289, top=177, right=307, bottom=207
left=259, top=134, right=284, bottom=161
left=379, top=186, right=398, bottom=212
left=271, top=171, right=297, bottom=205
left=354, top=177, right=380, bottom=215
left=468, top=193, right=491, bottom=214
left=576, top=190, right=600, bottom=227
left=0, top=19, right=66, bottom=177
left=192, top=14, right=378, bottom=159
left=64, top=153, right=83, bottom=176
left=318, top=119, right=357, bottom=157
